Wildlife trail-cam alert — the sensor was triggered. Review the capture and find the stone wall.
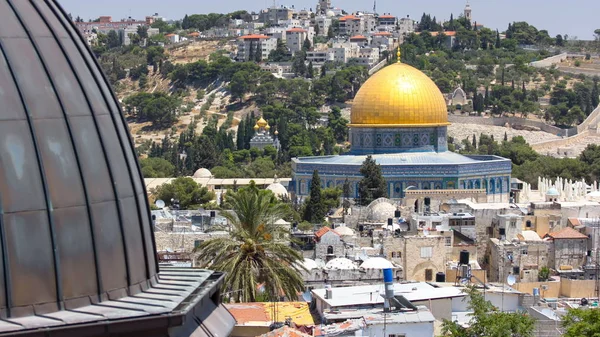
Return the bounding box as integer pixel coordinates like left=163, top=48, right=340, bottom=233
left=154, top=231, right=229, bottom=252
left=529, top=53, right=568, bottom=68
left=448, top=115, right=571, bottom=137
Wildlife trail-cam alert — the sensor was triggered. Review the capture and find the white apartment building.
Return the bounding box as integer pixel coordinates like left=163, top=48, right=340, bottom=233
left=315, top=15, right=332, bottom=36
left=357, top=47, right=380, bottom=66
left=398, top=16, right=416, bottom=36
left=286, top=27, right=309, bottom=53
left=236, top=34, right=277, bottom=61
left=371, top=32, right=395, bottom=51
left=120, top=25, right=159, bottom=46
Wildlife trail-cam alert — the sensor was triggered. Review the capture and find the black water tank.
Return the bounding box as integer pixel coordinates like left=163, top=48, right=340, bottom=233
left=395, top=210, right=401, bottom=217
left=459, top=250, right=470, bottom=265
left=436, top=272, right=446, bottom=282
left=359, top=225, right=364, bottom=232
left=388, top=218, right=393, bottom=226
left=210, top=210, right=216, bottom=218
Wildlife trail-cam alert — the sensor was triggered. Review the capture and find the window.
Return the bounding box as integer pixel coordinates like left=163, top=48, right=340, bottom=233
left=445, top=237, right=452, bottom=246
left=521, top=248, right=528, bottom=255
left=425, top=269, right=433, bottom=281
left=510, top=220, right=517, bottom=228
left=327, top=246, right=334, bottom=255
left=420, top=247, right=433, bottom=258
left=526, top=220, right=532, bottom=228
left=391, top=251, right=402, bottom=258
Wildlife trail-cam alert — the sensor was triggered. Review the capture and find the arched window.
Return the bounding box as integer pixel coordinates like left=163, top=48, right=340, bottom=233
left=327, top=246, right=334, bottom=255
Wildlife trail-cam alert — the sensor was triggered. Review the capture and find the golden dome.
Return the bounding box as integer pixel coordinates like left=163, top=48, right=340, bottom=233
left=254, top=124, right=259, bottom=130
left=257, top=117, right=268, bottom=127
left=265, top=124, right=271, bottom=130
left=350, top=63, right=449, bottom=127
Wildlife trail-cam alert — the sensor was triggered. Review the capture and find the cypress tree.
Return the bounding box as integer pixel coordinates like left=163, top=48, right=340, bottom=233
left=236, top=119, right=246, bottom=150
left=304, top=170, right=326, bottom=223
left=307, top=61, right=314, bottom=78
left=592, top=79, right=599, bottom=108
left=495, top=30, right=501, bottom=48
left=358, top=156, right=387, bottom=206
left=484, top=86, right=490, bottom=106
left=504, top=131, right=508, bottom=142
left=522, top=82, right=527, bottom=101
left=472, top=134, right=477, bottom=149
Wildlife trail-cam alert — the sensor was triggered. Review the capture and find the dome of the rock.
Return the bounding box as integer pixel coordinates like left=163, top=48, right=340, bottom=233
left=350, top=62, right=449, bottom=127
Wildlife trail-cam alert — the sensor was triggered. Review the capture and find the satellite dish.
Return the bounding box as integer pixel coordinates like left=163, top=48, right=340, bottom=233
left=507, top=275, right=516, bottom=286
left=155, top=199, right=165, bottom=209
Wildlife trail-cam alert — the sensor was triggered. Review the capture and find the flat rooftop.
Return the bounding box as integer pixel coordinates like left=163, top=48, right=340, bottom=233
left=312, top=282, right=466, bottom=308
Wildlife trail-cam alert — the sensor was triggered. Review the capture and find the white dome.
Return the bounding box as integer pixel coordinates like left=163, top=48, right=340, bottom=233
left=193, top=168, right=212, bottom=178
left=546, top=188, right=559, bottom=196
left=301, top=258, right=318, bottom=270
left=360, top=257, right=394, bottom=269
left=266, top=182, right=289, bottom=198
left=334, top=226, right=354, bottom=236
left=325, top=258, right=356, bottom=270
left=326, top=10, right=335, bottom=17
left=367, top=198, right=396, bottom=222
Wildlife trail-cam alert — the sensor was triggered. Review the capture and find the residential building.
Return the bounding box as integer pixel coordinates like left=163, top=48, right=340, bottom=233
left=430, top=31, right=457, bottom=49
left=377, top=14, right=397, bottom=27
left=316, top=0, right=332, bottom=14
left=306, top=50, right=328, bottom=63
left=349, top=35, right=369, bottom=47
left=259, top=7, right=294, bottom=24
left=338, top=15, right=358, bottom=36
left=356, top=47, right=380, bottom=66
left=545, top=227, right=589, bottom=277
left=371, top=32, right=395, bottom=50
left=488, top=232, right=549, bottom=283
left=315, top=15, right=332, bottom=36
left=398, top=15, right=416, bottom=37
left=165, top=33, right=180, bottom=44
left=75, top=15, right=154, bottom=35
left=286, top=27, right=309, bottom=53
left=119, top=25, right=159, bottom=46
left=236, top=34, right=277, bottom=61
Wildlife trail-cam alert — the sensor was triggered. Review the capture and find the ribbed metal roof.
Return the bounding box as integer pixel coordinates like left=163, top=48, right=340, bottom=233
left=0, top=0, right=156, bottom=319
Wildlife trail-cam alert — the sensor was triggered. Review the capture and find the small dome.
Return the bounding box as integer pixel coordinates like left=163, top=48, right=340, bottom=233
left=257, top=117, right=268, bottom=127
left=334, top=226, right=354, bottom=236
left=326, top=10, right=335, bottom=17
left=360, top=257, right=395, bottom=269
left=301, top=258, right=318, bottom=270
left=266, top=182, right=289, bottom=198
left=546, top=188, right=560, bottom=196
left=193, top=168, right=212, bottom=178
left=325, top=258, right=356, bottom=270
left=367, top=198, right=396, bottom=222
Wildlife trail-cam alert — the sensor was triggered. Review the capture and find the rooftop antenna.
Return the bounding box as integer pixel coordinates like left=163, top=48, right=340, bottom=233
left=373, top=0, right=376, bottom=14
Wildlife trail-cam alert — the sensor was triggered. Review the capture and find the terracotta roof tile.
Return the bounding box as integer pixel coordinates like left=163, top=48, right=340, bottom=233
left=373, top=32, right=392, bottom=36
left=378, top=15, right=395, bottom=19
left=259, top=326, right=313, bottom=337
left=547, top=227, right=588, bottom=240
left=350, top=35, right=367, bottom=40
left=287, top=27, right=308, bottom=33
left=315, top=226, right=338, bottom=239
left=225, top=302, right=314, bottom=326
left=239, top=34, right=269, bottom=39
left=339, top=15, right=356, bottom=21
left=568, top=218, right=581, bottom=226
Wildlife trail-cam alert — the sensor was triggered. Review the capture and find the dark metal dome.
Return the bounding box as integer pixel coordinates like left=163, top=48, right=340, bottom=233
left=0, top=0, right=157, bottom=318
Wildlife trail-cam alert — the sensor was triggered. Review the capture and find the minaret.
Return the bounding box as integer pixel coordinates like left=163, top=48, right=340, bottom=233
left=464, top=1, right=472, bottom=22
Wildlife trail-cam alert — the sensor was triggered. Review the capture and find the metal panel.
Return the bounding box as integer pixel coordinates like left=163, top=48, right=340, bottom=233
left=0, top=38, right=63, bottom=120
left=35, top=38, right=91, bottom=117
left=52, top=206, right=98, bottom=299
left=9, top=0, right=53, bottom=37
left=32, top=119, right=86, bottom=208
left=119, top=197, right=147, bottom=285
left=67, top=116, right=115, bottom=203
left=4, top=211, right=56, bottom=307
left=0, top=121, right=46, bottom=213
left=0, top=1, right=28, bottom=38
left=90, top=202, right=127, bottom=292
left=0, top=50, right=26, bottom=121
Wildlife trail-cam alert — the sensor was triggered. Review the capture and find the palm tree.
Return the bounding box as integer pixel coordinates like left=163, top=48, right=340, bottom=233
left=195, top=187, right=305, bottom=303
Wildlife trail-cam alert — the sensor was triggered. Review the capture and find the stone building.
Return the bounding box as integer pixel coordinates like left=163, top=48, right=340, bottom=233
left=488, top=231, right=549, bottom=283
left=315, top=226, right=345, bottom=260
left=545, top=227, right=589, bottom=275
left=382, top=234, right=449, bottom=282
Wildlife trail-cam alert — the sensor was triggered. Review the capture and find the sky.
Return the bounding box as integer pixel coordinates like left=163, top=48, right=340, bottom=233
left=58, top=0, right=599, bottom=40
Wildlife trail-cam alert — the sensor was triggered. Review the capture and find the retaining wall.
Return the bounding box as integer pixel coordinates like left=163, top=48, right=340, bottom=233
left=448, top=115, right=571, bottom=137
left=529, top=53, right=568, bottom=68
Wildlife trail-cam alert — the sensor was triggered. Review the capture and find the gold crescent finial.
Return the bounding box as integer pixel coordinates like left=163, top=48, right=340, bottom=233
left=396, top=45, right=401, bottom=63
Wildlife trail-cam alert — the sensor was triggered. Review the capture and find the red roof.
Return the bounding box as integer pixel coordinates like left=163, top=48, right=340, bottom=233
left=428, top=31, right=456, bottom=37
left=350, top=35, right=367, bottom=40
left=339, top=15, right=356, bottom=21
left=239, top=34, right=269, bottom=39
left=547, top=227, right=588, bottom=240
left=378, top=15, right=395, bottom=19
left=165, top=33, right=176, bottom=37
left=287, top=27, right=307, bottom=33
left=187, top=32, right=200, bottom=37
left=315, top=226, right=337, bottom=239
left=373, top=32, right=392, bottom=36
left=259, top=326, right=313, bottom=337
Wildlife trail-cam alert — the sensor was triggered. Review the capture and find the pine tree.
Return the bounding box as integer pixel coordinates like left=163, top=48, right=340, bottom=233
left=342, top=178, right=351, bottom=223
left=358, top=156, right=387, bottom=206
left=304, top=170, right=326, bottom=223
left=302, top=36, right=311, bottom=51
left=320, top=64, right=327, bottom=78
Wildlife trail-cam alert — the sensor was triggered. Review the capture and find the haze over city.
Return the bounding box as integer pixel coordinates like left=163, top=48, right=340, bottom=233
left=59, top=0, right=599, bottom=39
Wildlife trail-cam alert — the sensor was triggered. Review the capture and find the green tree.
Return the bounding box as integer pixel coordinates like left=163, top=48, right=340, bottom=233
left=538, top=266, right=550, bottom=281
left=106, top=30, right=120, bottom=49
left=322, top=187, right=342, bottom=211
left=304, top=170, right=326, bottom=223
left=137, top=25, right=148, bottom=40
left=268, top=39, right=291, bottom=62
left=307, top=61, right=315, bottom=78
left=358, top=156, right=387, bottom=206
left=592, top=78, right=599, bottom=109
left=441, top=287, right=535, bottom=337
left=140, top=157, right=175, bottom=177
left=302, top=36, right=312, bottom=51
left=562, top=307, right=600, bottom=336
left=194, top=187, right=303, bottom=302
left=154, top=177, right=215, bottom=209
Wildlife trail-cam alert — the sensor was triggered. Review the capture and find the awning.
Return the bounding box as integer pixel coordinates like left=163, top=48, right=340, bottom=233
left=190, top=302, right=236, bottom=337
